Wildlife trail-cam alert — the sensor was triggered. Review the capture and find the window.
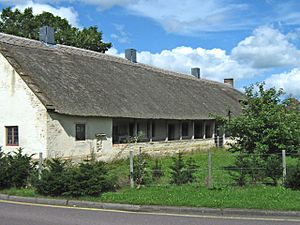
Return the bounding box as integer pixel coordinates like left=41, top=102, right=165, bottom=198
left=6, top=126, right=19, bottom=146
left=182, top=122, right=189, bottom=136
left=76, top=124, right=86, bottom=141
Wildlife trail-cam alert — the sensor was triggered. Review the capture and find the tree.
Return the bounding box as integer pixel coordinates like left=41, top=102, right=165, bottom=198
left=225, top=83, right=300, bottom=185
left=0, top=7, right=111, bottom=53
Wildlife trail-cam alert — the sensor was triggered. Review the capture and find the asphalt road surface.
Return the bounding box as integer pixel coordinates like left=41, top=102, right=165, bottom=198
left=0, top=200, right=299, bottom=225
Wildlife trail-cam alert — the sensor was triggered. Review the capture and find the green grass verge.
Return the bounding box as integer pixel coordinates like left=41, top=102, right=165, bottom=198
left=1, top=185, right=300, bottom=211
left=99, top=185, right=300, bottom=211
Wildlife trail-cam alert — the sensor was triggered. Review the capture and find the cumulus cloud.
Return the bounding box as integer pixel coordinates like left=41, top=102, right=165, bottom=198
left=265, top=68, right=300, bottom=98
left=231, top=26, right=300, bottom=68
left=108, top=46, right=258, bottom=82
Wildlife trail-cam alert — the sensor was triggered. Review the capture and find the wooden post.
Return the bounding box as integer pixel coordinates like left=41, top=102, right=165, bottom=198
left=179, top=121, right=182, bottom=140
left=217, top=136, right=220, bottom=148
left=207, top=149, right=212, bottom=189
left=130, top=150, right=134, bottom=188
left=212, top=121, right=215, bottom=139
left=203, top=121, right=206, bottom=139
left=222, top=133, right=226, bottom=147
left=282, top=150, right=286, bottom=183
left=191, top=121, right=195, bottom=140
left=38, top=152, right=43, bottom=180
left=165, top=120, right=169, bottom=142
left=149, top=121, right=153, bottom=142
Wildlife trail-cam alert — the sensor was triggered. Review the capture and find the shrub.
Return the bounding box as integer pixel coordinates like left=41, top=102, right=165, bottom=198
left=170, top=152, right=198, bottom=185
left=65, top=161, right=115, bottom=197
left=0, top=148, right=35, bottom=189
left=265, top=155, right=282, bottom=186
left=284, top=162, right=300, bottom=190
left=35, top=158, right=70, bottom=196
left=0, top=147, right=10, bottom=189
left=35, top=158, right=116, bottom=197
left=133, top=153, right=151, bottom=187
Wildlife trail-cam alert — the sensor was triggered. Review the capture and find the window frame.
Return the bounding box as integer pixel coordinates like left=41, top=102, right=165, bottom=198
left=6, top=126, right=19, bottom=146
left=75, top=123, right=86, bottom=141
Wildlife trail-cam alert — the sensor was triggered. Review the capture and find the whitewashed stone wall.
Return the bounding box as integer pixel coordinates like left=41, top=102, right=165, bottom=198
left=47, top=112, right=113, bottom=160
left=0, top=54, right=47, bottom=158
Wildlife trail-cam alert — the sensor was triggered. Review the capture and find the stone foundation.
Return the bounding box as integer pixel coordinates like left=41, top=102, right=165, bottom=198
left=108, top=138, right=215, bottom=161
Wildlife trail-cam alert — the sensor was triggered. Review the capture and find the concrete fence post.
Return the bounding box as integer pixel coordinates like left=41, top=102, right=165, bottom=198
left=130, top=150, right=134, bottom=188
left=38, top=152, right=43, bottom=180
left=207, top=149, right=213, bottom=189
left=282, top=150, right=286, bottom=183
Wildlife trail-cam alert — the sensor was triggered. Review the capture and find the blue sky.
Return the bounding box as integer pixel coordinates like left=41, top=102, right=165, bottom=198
left=1, top=0, right=300, bottom=98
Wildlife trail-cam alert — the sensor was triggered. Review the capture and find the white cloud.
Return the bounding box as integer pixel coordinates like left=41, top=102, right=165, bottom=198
left=110, top=24, right=130, bottom=44
left=1, top=0, right=81, bottom=27
left=108, top=46, right=258, bottom=82
left=265, top=68, right=300, bottom=98
left=231, top=26, right=300, bottom=68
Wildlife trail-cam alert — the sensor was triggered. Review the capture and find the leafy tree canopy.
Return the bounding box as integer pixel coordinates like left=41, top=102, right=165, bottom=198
left=226, top=83, right=300, bottom=156
left=0, top=7, right=111, bottom=53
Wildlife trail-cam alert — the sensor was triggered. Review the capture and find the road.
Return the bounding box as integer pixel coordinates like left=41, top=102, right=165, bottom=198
left=0, top=200, right=299, bottom=225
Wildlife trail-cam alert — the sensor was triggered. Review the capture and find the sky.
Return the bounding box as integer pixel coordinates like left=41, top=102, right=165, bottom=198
left=0, top=0, right=300, bottom=99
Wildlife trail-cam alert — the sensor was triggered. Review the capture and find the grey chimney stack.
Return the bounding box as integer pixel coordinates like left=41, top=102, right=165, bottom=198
left=224, top=78, right=234, bottom=87
left=125, top=48, right=137, bottom=63
left=39, top=26, right=55, bottom=45
left=191, top=67, right=200, bottom=79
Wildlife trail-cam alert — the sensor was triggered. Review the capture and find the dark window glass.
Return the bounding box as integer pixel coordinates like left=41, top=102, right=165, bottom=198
left=76, top=124, right=86, bottom=141
left=6, top=126, right=19, bottom=146
left=182, top=122, right=189, bottom=136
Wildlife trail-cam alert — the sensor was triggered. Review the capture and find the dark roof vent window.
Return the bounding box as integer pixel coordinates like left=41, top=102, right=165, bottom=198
left=125, top=48, right=137, bottom=63
left=224, top=78, right=234, bottom=87
left=39, top=26, right=55, bottom=45
left=191, top=67, right=200, bottom=79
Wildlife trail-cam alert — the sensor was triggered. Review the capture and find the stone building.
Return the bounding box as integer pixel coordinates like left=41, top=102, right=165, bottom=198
left=0, top=30, right=243, bottom=161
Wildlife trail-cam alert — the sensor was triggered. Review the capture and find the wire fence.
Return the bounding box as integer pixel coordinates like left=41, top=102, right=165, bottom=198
left=125, top=148, right=298, bottom=189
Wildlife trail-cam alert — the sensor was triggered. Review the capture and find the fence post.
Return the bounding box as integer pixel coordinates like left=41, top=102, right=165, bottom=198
left=38, top=152, right=43, bottom=180
left=130, top=150, right=134, bottom=188
left=207, top=149, right=213, bottom=189
left=282, top=150, right=286, bottom=183
left=216, top=136, right=219, bottom=148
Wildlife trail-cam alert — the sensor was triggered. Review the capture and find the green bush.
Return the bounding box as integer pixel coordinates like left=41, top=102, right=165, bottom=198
left=0, top=147, right=10, bottom=189
left=35, top=159, right=116, bottom=197
left=170, top=152, right=198, bottom=185
left=35, top=158, right=69, bottom=196
left=133, top=153, right=151, bottom=187
left=65, top=161, right=115, bottom=197
left=0, top=148, right=35, bottom=189
left=284, top=162, right=300, bottom=190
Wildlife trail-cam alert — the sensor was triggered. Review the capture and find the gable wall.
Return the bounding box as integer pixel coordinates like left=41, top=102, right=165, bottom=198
left=0, top=53, right=47, bottom=157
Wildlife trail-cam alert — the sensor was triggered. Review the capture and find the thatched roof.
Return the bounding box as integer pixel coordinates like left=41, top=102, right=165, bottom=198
left=0, top=33, right=243, bottom=120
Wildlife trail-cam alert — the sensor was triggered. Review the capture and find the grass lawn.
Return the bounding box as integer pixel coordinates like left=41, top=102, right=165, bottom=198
left=1, top=185, right=300, bottom=211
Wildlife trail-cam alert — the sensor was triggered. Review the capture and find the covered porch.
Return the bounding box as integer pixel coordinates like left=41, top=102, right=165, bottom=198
left=112, top=118, right=216, bottom=144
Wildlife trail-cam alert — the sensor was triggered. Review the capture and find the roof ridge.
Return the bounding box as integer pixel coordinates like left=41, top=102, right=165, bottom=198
left=0, top=32, right=234, bottom=89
